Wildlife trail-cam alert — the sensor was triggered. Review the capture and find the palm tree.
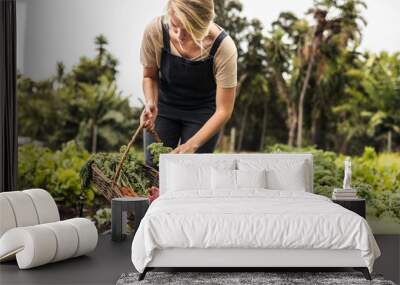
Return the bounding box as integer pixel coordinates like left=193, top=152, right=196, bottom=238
left=362, top=52, right=400, bottom=151
left=214, top=0, right=250, bottom=151
left=333, top=51, right=400, bottom=153
left=266, top=12, right=309, bottom=146
left=236, top=19, right=267, bottom=151
left=95, top=34, right=108, bottom=66
left=56, top=62, right=65, bottom=82
left=72, top=35, right=118, bottom=86
left=296, top=0, right=366, bottom=147
left=77, top=76, right=126, bottom=153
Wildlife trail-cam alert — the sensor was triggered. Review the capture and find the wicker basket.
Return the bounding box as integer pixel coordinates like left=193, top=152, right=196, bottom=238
left=90, top=125, right=161, bottom=201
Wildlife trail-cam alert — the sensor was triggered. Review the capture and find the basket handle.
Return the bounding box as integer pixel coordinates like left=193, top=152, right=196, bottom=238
left=112, top=124, right=161, bottom=186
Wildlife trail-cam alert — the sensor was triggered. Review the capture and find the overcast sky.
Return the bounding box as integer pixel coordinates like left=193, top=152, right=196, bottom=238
left=16, top=0, right=400, bottom=106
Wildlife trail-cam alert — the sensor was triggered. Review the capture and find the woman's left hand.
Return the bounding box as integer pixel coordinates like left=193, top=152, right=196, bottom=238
left=172, top=142, right=199, bottom=154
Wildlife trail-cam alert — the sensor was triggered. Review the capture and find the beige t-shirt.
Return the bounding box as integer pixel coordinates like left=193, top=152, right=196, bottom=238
left=140, top=16, right=238, bottom=88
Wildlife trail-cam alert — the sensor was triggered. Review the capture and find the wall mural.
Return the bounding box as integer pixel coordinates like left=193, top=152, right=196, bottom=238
left=16, top=0, right=399, bottom=234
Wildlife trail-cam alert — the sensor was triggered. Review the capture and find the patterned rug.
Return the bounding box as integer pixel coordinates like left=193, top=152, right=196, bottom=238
left=116, top=271, right=396, bottom=285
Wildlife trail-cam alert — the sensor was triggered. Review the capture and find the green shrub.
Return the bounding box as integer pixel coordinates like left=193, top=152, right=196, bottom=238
left=337, top=148, right=400, bottom=223
left=18, top=141, right=96, bottom=208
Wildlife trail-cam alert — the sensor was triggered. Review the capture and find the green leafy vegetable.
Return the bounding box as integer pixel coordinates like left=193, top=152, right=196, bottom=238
left=146, top=142, right=173, bottom=167
left=79, top=142, right=170, bottom=196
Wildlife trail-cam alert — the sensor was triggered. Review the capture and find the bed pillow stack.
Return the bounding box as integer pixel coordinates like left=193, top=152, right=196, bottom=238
left=165, top=160, right=268, bottom=193
left=165, top=157, right=309, bottom=193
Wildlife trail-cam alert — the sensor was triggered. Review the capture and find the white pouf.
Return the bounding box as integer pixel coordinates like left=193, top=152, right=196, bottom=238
left=0, top=196, right=17, bottom=237
left=0, top=189, right=98, bottom=269
left=1, top=191, right=40, bottom=227
left=65, top=218, right=98, bottom=257
left=42, top=220, right=79, bottom=262
left=0, top=225, right=57, bottom=268
left=23, top=188, right=60, bottom=223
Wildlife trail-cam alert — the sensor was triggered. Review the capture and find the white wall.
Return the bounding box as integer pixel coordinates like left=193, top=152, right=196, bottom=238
left=16, top=0, right=167, bottom=106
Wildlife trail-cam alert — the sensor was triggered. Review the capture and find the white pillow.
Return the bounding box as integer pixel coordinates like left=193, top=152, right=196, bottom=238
left=167, top=162, right=210, bottom=191
left=238, top=159, right=308, bottom=191
left=211, top=168, right=236, bottom=190
left=211, top=168, right=268, bottom=190
left=166, top=159, right=236, bottom=192
left=236, top=169, right=267, bottom=189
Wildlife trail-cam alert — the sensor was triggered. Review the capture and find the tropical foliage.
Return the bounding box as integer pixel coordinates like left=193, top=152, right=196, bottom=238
left=17, top=1, right=399, bottom=155
left=214, top=0, right=400, bottom=153
left=17, top=35, right=141, bottom=153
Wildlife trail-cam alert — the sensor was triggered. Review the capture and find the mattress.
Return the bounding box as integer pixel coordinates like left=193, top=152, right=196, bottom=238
left=131, top=190, right=380, bottom=273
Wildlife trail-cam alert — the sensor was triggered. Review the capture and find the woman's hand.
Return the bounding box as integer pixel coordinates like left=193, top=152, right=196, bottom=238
left=140, top=102, right=158, bottom=130
left=172, top=141, right=200, bottom=154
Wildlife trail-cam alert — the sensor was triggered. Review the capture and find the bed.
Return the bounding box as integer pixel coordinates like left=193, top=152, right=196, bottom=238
left=131, top=153, right=381, bottom=280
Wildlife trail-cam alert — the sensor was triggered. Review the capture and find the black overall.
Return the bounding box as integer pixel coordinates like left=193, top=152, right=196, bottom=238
left=144, top=17, right=228, bottom=166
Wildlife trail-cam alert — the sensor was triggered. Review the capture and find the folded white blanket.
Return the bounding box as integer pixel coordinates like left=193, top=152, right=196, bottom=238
left=131, top=190, right=380, bottom=273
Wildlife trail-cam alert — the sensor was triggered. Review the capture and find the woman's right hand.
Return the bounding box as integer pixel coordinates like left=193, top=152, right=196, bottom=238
left=140, top=102, right=158, bottom=130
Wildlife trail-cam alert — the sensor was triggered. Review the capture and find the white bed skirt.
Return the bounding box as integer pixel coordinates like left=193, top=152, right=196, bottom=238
left=148, top=248, right=366, bottom=268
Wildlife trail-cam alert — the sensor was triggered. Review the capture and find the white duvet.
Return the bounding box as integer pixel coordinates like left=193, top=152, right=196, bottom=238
left=131, top=190, right=380, bottom=273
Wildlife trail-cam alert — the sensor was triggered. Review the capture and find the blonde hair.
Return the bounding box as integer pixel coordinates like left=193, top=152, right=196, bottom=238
left=166, top=0, right=215, bottom=52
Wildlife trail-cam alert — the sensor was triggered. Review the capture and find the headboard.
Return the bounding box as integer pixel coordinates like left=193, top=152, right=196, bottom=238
left=159, top=153, right=314, bottom=194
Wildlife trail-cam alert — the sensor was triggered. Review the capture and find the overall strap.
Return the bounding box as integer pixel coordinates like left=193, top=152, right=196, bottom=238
left=161, top=16, right=171, bottom=52
left=209, top=31, right=227, bottom=57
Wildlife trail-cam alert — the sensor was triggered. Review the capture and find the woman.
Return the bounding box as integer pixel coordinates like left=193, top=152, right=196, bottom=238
left=140, top=0, right=237, bottom=166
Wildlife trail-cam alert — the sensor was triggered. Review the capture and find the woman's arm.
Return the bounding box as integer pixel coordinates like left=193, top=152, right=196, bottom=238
left=172, top=86, right=236, bottom=153
left=140, top=67, right=159, bottom=130
left=139, top=16, right=162, bottom=130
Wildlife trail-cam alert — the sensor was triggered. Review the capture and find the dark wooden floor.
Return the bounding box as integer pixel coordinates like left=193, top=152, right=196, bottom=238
left=1, top=234, right=399, bottom=285
left=0, top=233, right=135, bottom=285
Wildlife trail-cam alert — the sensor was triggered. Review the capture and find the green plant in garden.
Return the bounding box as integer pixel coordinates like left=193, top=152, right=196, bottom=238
left=92, top=207, right=112, bottom=233
left=18, top=141, right=97, bottom=210
left=80, top=150, right=153, bottom=196
left=337, top=148, right=400, bottom=224
left=80, top=142, right=169, bottom=197
left=146, top=142, right=173, bottom=167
